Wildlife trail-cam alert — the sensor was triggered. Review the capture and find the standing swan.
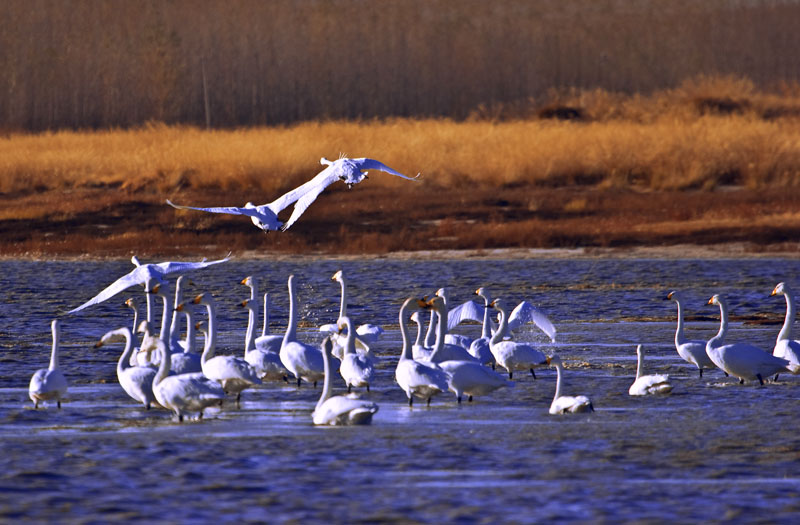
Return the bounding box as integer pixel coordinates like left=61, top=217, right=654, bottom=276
left=312, top=337, right=379, bottom=426
left=628, top=345, right=673, bottom=396
left=29, top=319, right=69, bottom=409
left=242, top=299, right=288, bottom=381
left=489, top=298, right=549, bottom=379
left=394, top=298, right=450, bottom=406
left=337, top=316, right=376, bottom=392
left=95, top=327, right=158, bottom=409
left=321, top=270, right=376, bottom=358
left=547, top=355, right=593, bottom=414
left=770, top=282, right=800, bottom=380
left=280, top=275, right=325, bottom=387
left=666, top=291, right=714, bottom=377
left=706, top=294, right=800, bottom=384
left=240, top=276, right=283, bottom=352
left=193, top=293, right=262, bottom=405
left=468, top=287, right=497, bottom=367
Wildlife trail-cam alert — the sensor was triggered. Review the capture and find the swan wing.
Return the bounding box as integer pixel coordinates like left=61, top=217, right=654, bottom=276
left=398, top=359, right=450, bottom=392
left=507, top=301, right=557, bottom=342
left=313, top=395, right=379, bottom=425
left=267, top=166, right=340, bottom=215
left=276, top=174, right=339, bottom=231
left=447, top=300, right=484, bottom=331
left=67, top=265, right=161, bottom=314
left=166, top=199, right=272, bottom=219
left=352, top=158, right=421, bottom=181
left=149, top=256, right=231, bottom=275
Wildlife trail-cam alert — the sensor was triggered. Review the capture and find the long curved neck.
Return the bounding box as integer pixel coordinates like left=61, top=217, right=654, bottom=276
left=778, top=291, right=795, bottom=342
left=116, top=328, right=136, bottom=373
left=183, top=310, right=195, bottom=354
left=429, top=305, right=447, bottom=360
left=129, top=303, right=139, bottom=334
left=635, top=349, right=644, bottom=380
left=491, top=306, right=508, bottom=345
left=248, top=278, right=258, bottom=301
left=424, top=310, right=436, bottom=348
left=399, top=299, right=414, bottom=361
left=337, top=277, right=347, bottom=319
left=170, top=278, right=184, bottom=343
left=553, top=362, right=564, bottom=401
left=153, top=338, right=171, bottom=386
left=49, top=321, right=60, bottom=370
left=245, top=306, right=256, bottom=355
left=144, top=281, right=155, bottom=324
left=201, top=300, right=217, bottom=363
left=673, top=299, right=687, bottom=346
left=342, top=317, right=357, bottom=355
left=708, top=301, right=728, bottom=348
left=480, top=296, right=491, bottom=339
left=158, top=292, right=170, bottom=344
left=284, top=277, right=298, bottom=344
left=262, top=293, right=270, bottom=337
left=317, top=342, right=333, bottom=410
left=413, top=317, right=423, bottom=347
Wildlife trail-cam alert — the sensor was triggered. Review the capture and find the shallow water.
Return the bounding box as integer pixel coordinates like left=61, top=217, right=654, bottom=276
left=1, top=258, right=800, bottom=522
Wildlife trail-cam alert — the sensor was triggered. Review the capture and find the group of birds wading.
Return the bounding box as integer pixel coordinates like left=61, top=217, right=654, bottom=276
left=26, top=156, right=800, bottom=425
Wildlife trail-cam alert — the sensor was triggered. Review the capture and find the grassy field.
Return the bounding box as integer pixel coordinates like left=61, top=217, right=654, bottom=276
left=2, top=78, right=800, bottom=257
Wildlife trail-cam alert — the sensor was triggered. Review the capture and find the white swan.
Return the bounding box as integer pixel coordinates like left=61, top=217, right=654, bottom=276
left=706, top=294, right=800, bottom=384
left=151, top=331, right=226, bottom=422
left=770, top=282, right=800, bottom=377
left=167, top=155, right=419, bottom=232
left=435, top=288, right=474, bottom=350
left=628, top=345, right=673, bottom=396
left=320, top=270, right=377, bottom=358
left=667, top=291, right=715, bottom=377
left=242, top=299, right=288, bottom=381
left=418, top=296, right=481, bottom=364
left=467, top=287, right=497, bottom=367
left=95, top=327, right=159, bottom=409
left=488, top=298, right=549, bottom=379
left=67, top=255, right=230, bottom=314
left=169, top=304, right=203, bottom=374
left=547, top=354, right=594, bottom=414
left=394, top=298, right=450, bottom=406
left=312, top=337, right=379, bottom=426
left=279, top=275, right=325, bottom=387
left=168, top=275, right=193, bottom=352
left=28, top=319, right=69, bottom=409
left=194, top=293, right=262, bottom=405
left=422, top=296, right=513, bottom=403
left=337, top=316, right=376, bottom=392
left=410, top=311, right=432, bottom=360
left=240, top=276, right=284, bottom=352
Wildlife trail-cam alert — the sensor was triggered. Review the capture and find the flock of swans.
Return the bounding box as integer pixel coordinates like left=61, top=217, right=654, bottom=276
left=28, top=248, right=800, bottom=424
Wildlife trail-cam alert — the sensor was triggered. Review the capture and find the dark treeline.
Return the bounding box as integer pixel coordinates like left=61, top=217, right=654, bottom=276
left=2, top=0, right=799, bottom=131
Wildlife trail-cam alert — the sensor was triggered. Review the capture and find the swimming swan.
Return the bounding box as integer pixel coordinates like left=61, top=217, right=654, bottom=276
left=280, top=275, right=325, bottom=387
left=67, top=256, right=230, bottom=314
left=770, top=282, right=800, bottom=379
left=194, top=293, right=262, bottom=405
left=312, top=337, right=379, bottom=426
left=167, top=155, right=419, bottom=232
left=394, top=298, right=450, bottom=406
left=28, top=319, right=69, bottom=409
left=95, top=327, right=159, bottom=409
left=706, top=294, right=800, bottom=384
left=547, top=354, right=594, bottom=414
left=628, top=344, right=673, bottom=396
left=666, top=291, right=714, bottom=377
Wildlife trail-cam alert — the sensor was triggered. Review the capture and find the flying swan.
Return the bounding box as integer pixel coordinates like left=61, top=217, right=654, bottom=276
left=166, top=155, right=420, bottom=232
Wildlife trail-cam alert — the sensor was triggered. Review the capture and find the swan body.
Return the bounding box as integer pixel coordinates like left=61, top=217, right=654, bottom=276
left=337, top=316, right=376, bottom=392
left=241, top=299, right=288, bottom=381
left=151, top=332, right=226, bottom=422
left=239, top=277, right=284, bottom=352
left=168, top=155, right=418, bottom=232
left=194, top=293, right=262, bottom=404
left=96, top=327, right=159, bottom=409
left=169, top=306, right=203, bottom=375
left=706, top=294, right=800, bottom=384
left=489, top=298, right=549, bottom=379
left=418, top=293, right=480, bottom=364
left=666, top=291, right=714, bottom=377
left=468, top=287, right=497, bottom=366
left=313, top=337, right=379, bottom=426
left=628, top=345, right=673, bottom=396
left=280, top=275, right=325, bottom=386
left=770, top=282, right=800, bottom=366
left=547, top=355, right=593, bottom=414
left=67, top=256, right=229, bottom=314
left=28, top=319, right=69, bottom=409
left=410, top=311, right=433, bottom=360
left=394, top=298, right=450, bottom=406
left=437, top=360, right=513, bottom=403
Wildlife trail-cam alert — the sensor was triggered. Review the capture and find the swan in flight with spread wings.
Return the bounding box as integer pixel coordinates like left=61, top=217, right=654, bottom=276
left=67, top=255, right=230, bottom=314
left=166, top=155, right=420, bottom=232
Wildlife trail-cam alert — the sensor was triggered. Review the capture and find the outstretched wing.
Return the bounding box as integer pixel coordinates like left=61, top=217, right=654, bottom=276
left=166, top=199, right=265, bottom=219
left=151, top=255, right=231, bottom=276
left=68, top=266, right=159, bottom=314
left=354, top=158, right=420, bottom=181
left=507, top=301, right=557, bottom=342
left=447, top=300, right=485, bottom=331
left=267, top=166, right=340, bottom=217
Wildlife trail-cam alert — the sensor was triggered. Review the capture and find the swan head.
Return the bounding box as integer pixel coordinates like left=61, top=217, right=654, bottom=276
left=420, top=296, right=446, bottom=314
left=124, top=297, right=136, bottom=309
left=410, top=311, right=421, bottom=323
left=771, top=282, right=787, bottom=297
left=193, top=293, right=209, bottom=305
left=332, top=270, right=343, bottom=282
left=136, top=320, right=150, bottom=334
left=320, top=157, right=332, bottom=166
left=337, top=316, right=351, bottom=333
left=489, top=298, right=506, bottom=312
left=546, top=354, right=562, bottom=367
left=240, top=299, right=256, bottom=311
left=666, top=290, right=678, bottom=301
left=196, top=320, right=208, bottom=335
left=636, top=344, right=644, bottom=356
left=175, top=303, right=185, bottom=312
left=240, top=276, right=255, bottom=287
left=707, top=294, right=725, bottom=308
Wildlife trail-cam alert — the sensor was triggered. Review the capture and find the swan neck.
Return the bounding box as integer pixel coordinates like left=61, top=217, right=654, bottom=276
left=202, top=300, right=217, bottom=363
left=553, top=362, right=564, bottom=401
left=158, top=293, right=170, bottom=344
left=343, top=318, right=356, bottom=355
left=317, top=342, right=333, bottom=410
left=424, top=310, right=436, bottom=347
left=130, top=304, right=139, bottom=334
left=481, top=297, right=492, bottom=339
left=144, top=280, right=154, bottom=324
left=117, top=328, right=134, bottom=374
left=399, top=300, right=413, bottom=361
left=170, top=279, right=183, bottom=344
left=262, top=293, right=269, bottom=337
left=338, top=276, right=347, bottom=319
left=429, top=306, right=447, bottom=360
left=49, top=321, right=60, bottom=370
left=674, top=299, right=687, bottom=346
left=245, top=306, right=256, bottom=355
left=778, top=291, right=795, bottom=341
left=491, top=307, right=508, bottom=345
left=709, top=301, right=728, bottom=348
left=183, top=310, right=195, bottom=354
left=413, top=317, right=423, bottom=346
left=284, top=277, right=298, bottom=344
left=635, top=349, right=644, bottom=380
left=153, top=339, right=171, bottom=386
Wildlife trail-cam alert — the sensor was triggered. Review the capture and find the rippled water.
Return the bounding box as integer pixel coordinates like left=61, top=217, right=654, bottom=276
left=2, top=257, right=800, bottom=522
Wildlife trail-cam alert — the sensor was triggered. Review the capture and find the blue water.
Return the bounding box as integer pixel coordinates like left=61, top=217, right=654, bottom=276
left=1, top=257, right=799, bottom=522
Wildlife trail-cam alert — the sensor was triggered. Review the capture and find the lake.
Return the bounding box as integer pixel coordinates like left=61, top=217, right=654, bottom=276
left=1, top=257, right=799, bottom=522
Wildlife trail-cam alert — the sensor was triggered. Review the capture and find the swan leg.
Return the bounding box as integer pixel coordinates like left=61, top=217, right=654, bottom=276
left=236, top=392, right=242, bottom=408
left=366, top=384, right=370, bottom=392
left=178, top=414, right=184, bottom=423
left=774, top=374, right=780, bottom=382
left=146, top=402, right=151, bottom=410
left=296, top=377, right=302, bottom=387
left=739, top=378, right=744, bottom=384
left=699, top=368, right=703, bottom=378
left=508, top=371, right=513, bottom=379
left=408, top=397, right=413, bottom=407
left=756, top=374, right=764, bottom=386
left=198, top=411, right=204, bottom=420
left=530, top=368, right=536, bottom=379
left=33, top=400, right=39, bottom=409
left=347, top=385, right=352, bottom=394
left=57, top=400, right=61, bottom=409
left=426, top=397, right=432, bottom=407
left=468, top=395, right=473, bottom=403
left=313, top=381, right=318, bottom=388
left=457, top=396, right=462, bottom=404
